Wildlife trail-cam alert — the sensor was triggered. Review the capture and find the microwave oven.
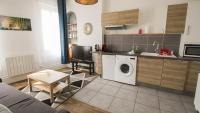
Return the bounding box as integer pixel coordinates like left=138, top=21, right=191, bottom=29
left=184, top=44, right=200, bottom=58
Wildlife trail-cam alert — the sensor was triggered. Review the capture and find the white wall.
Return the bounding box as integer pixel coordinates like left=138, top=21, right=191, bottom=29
left=0, top=0, right=67, bottom=83
left=67, top=0, right=103, bottom=48
left=0, top=0, right=39, bottom=59
left=103, top=0, right=189, bottom=34
left=180, top=0, right=200, bottom=56
left=0, top=0, right=40, bottom=82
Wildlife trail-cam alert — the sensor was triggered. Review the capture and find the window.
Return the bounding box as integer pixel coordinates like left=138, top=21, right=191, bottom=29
left=39, top=1, right=61, bottom=67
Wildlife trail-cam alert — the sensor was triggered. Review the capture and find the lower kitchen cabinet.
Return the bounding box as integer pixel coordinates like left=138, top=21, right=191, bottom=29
left=137, top=57, right=200, bottom=92
left=137, top=57, right=163, bottom=86
left=92, top=52, right=102, bottom=75
left=161, top=59, right=189, bottom=91
left=185, top=61, right=200, bottom=93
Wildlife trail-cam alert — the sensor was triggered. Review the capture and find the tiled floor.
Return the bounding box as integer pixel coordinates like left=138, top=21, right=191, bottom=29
left=72, top=77, right=198, bottom=113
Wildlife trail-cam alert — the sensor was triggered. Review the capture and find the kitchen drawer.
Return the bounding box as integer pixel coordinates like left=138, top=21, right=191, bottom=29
left=185, top=61, right=200, bottom=92
left=137, top=76, right=161, bottom=86
left=161, top=59, right=189, bottom=91
left=137, top=57, right=163, bottom=86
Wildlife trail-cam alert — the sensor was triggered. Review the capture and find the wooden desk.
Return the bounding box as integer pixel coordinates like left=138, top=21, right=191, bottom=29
left=27, top=69, right=70, bottom=103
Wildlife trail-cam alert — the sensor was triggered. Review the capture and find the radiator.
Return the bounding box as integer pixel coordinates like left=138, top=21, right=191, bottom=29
left=5, top=55, right=37, bottom=77
left=0, top=59, right=7, bottom=77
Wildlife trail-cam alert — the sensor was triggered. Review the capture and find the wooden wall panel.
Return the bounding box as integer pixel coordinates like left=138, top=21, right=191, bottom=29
left=161, top=59, right=188, bottom=91
left=185, top=61, right=200, bottom=92
left=102, top=9, right=139, bottom=26
left=165, top=3, right=188, bottom=34
left=92, top=53, right=102, bottom=75
left=137, top=57, right=163, bottom=86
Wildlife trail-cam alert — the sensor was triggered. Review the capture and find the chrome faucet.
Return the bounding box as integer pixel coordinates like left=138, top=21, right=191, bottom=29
left=153, top=41, right=159, bottom=53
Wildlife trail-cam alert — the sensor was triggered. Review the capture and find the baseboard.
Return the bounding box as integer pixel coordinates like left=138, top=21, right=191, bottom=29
left=39, top=64, right=69, bottom=70
left=2, top=64, right=70, bottom=84
left=2, top=74, right=27, bottom=84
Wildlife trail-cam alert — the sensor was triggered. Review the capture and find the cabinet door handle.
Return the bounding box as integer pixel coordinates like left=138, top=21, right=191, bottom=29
left=130, top=58, right=135, bottom=60
left=187, top=25, right=190, bottom=35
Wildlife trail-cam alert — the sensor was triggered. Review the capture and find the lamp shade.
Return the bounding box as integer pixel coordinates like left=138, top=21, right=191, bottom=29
left=75, top=0, right=98, bottom=5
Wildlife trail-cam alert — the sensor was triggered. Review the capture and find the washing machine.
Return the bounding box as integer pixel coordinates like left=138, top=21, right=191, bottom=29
left=115, top=55, right=137, bottom=85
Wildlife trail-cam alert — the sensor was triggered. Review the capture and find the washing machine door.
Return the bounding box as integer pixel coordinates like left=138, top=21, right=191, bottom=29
left=118, top=61, right=133, bottom=76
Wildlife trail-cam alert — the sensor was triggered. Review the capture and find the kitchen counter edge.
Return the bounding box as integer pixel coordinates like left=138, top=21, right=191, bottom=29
left=93, top=51, right=200, bottom=61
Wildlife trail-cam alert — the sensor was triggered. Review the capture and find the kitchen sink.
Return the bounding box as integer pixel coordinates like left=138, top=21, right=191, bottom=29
left=141, top=52, right=177, bottom=58
left=141, top=52, right=159, bottom=56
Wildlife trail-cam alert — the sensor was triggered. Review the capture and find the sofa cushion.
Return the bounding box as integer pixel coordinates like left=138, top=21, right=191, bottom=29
left=0, top=83, right=57, bottom=113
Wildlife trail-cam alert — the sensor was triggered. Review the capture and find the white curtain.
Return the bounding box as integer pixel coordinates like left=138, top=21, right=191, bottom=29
left=38, top=0, right=62, bottom=68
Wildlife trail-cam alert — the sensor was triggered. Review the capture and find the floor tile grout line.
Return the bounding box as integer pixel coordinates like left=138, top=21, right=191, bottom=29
left=75, top=78, right=195, bottom=113
left=107, top=85, right=138, bottom=113
left=180, top=95, right=190, bottom=113
left=134, top=88, right=162, bottom=112
left=87, top=78, right=120, bottom=110
left=87, top=89, right=99, bottom=104
left=80, top=78, right=106, bottom=104
left=158, top=89, right=189, bottom=113
left=81, top=79, right=166, bottom=112
left=158, top=90, right=162, bottom=113
left=86, top=82, right=110, bottom=110
left=132, top=86, right=139, bottom=113
left=155, top=90, right=162, bottom=113
left=89, top=79, right=121, bottom=111
left=19, top=75, right=195, bottom=113
left=88, top=81, right=106, bottom=104
left=106, top=83, right=122, bottom=111
left=91, top=79, right=138, bottom=112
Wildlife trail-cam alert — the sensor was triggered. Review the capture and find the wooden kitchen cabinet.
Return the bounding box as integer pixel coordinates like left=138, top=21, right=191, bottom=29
left=92, top=52, right=102, bottom=75
left=102, top=9, right=139, bottom=26
left=161, top=59, right=189, bottom=91
left=137, top=57, right=163, bottom=86
left=185, top=61, right=200, bottom=93
left=165, top=3, right=188, bottom=34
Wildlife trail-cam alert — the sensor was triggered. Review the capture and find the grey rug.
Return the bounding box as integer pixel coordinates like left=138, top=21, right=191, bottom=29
left=21, top=70, right=97, bottom=108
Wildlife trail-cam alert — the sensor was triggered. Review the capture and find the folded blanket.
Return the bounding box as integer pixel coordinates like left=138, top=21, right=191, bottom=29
left=0, top=104, right=12, bottom=113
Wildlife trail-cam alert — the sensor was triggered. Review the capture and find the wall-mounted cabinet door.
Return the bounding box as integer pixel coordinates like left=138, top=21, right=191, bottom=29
left=161, top=59, right=189, bottom=91
left=165, top=3, right=188, bottom=34
left=102, top=9, right=139, bottom=26
left=185, top=61, right=200, bottom=93
left=137, top=57, right=163, bottom=86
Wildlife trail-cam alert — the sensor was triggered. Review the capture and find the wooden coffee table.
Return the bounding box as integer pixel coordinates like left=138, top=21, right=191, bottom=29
left=27, top=69, right=70, bottom=103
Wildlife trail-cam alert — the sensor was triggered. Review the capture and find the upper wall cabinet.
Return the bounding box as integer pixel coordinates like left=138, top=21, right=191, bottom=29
left=102, top=9, right=139, bottom=26
left=165, top=3, right=188, bottom=34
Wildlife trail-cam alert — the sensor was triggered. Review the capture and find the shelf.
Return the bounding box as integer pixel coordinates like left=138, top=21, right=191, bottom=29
left=67, top=12, right=77, bottom=40
left=104, top=33, right=181, bottom=36
left=68, top=30, right=77, bottom=32
left=67, top=24, right=77, bottom=26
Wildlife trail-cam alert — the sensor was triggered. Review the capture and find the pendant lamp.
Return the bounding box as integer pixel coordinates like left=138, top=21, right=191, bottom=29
left=75, top=0, right=98, bottom=5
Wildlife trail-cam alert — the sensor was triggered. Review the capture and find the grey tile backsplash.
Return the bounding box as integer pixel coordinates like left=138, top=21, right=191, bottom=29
left=104, top=34, right=181, bottom=55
